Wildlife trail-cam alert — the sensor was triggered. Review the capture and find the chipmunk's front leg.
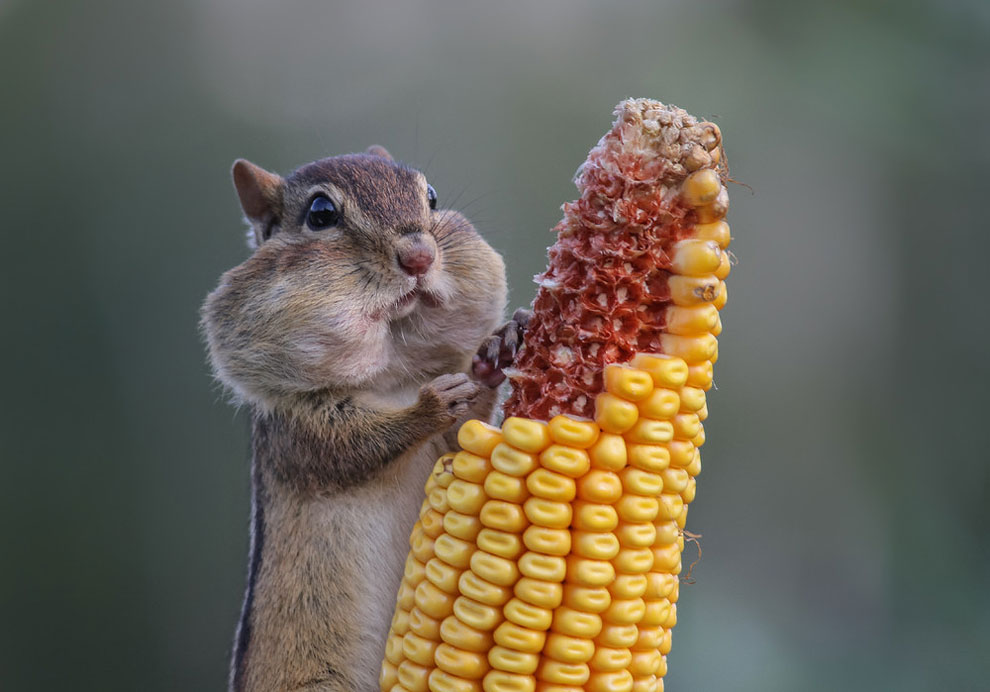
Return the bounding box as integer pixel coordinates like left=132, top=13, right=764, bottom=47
left=255, top=373, right=481, bottom=494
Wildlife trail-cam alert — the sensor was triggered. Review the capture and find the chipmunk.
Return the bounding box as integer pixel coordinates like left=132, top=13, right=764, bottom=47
left=201, top=146, right=528, bottom=691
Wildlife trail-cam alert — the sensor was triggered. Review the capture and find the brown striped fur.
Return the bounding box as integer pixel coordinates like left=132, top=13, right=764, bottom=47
left=201, top=148, right=507, bottom=691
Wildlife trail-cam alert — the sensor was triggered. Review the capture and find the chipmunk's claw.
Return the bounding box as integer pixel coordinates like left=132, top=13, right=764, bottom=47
left=472, top=308, right=532, bottom=387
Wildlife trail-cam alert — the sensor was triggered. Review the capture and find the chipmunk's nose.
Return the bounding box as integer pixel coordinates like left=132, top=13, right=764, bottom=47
left=396, top=234, right=436, bottom=276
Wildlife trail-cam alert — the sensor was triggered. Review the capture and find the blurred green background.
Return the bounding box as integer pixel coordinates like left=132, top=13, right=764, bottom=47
left=2, top=0, right=988, bottom=689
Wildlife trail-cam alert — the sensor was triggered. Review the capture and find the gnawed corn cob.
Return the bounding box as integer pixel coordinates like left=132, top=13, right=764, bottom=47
left=381, top=98, right=731, bottom=692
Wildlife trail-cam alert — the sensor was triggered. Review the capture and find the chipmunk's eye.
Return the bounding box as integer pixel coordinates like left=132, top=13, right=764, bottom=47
left=306, top=195, right=338, bottom=230
left=426, top=184, right=437, bottom=210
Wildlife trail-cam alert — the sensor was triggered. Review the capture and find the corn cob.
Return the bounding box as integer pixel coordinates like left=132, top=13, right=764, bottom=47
left=381, top=98, right=730, bottom=692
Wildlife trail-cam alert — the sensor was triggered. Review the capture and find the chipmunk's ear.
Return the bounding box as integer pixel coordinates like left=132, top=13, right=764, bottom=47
left=366, top=145, right=393, bottom=161
left=232, top=159, right=284, bottom=248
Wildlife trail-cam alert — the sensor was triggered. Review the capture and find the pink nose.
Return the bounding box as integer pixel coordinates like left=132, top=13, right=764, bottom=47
left=397, top=243, right=435, bottom=276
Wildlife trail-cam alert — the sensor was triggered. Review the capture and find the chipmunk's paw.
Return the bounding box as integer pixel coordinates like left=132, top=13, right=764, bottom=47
left=472, top=308, right=533, bottom=387
left=419, top=372, right=481, bottom=425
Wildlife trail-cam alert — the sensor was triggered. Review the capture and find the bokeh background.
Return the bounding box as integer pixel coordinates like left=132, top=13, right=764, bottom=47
left=2, top=0, right=989, bottom=689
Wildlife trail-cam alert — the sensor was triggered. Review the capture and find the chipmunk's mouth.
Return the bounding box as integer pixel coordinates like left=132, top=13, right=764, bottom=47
left=385, top=284, right=443, bottom=320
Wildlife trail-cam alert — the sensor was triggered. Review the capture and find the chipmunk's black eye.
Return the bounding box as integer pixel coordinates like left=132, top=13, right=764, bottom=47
left=426, top=184, right=437, bottom=210
left=306, top=195, right=338, bottom=230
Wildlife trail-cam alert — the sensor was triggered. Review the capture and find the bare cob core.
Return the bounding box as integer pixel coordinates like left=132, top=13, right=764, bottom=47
left=505, top=99, right=727, bottom=421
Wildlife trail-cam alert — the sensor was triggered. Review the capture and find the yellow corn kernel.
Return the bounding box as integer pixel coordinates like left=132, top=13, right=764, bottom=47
left=397, top=659, right=431, bottom=692
left=608, top=574, right=647, bottom=600
left=659, top=468, right=690, bottom=496
left=402, top=631, right=439, bottom=667
left=630, top=353, right=689, bottom=389
left=537, top=659, right=590, bottom=686
left=670, top=239, right=722, bottom=276
left=545, top=632, right=596, bottom=663
left=572, top=531, right=620, bottom=560
left=523, top=525, right=572, bottom=556
left=539, top=445, right=591, bottom=478
left=586, top=670, right=634, bottom=692
left=470, top=551, right=520, bottom=588
left=491, top=442, right=539, bottom=477
left=526, top=468, right=577, bottom=502
left=681, top=477, right=697, bottom=504
left=441, top=615, right=494, bottom=653
left=572, top=501, right=619, bottom=532
left=632, top=677, right=660, bottom=692
left=421, top=509, right=446, bottom=538
left=444, top=511, right=484, bottom=542
left=502, top=417, right=552, bottom=453
left=613, top=547, right=654, bottom=575
left=695, top=185, right=729, bottom=223
left=514, top=577, right=563, bottom=610
left=671, top=413, right=700, bottom=441
left=659, top=332, right=717, bottom=362
left=431, top=667, right=486, bottom=690
left=411, top=531, right=435, bottom=564
left=494, top=621, right=547, bottom=653
left=656, top=654, right=668, bottom=678
left=483, top=670, right=536, bottom=692
left=396, top=581, right=416, bottom=611
left=651, top=543, right=681, bottom=574
left=659, top=629, right=672, bottom=655
left=615, top=523, right=657, bottom=549
left=518, top=552, right=567, bottom=582
left=588, top=432, right=628, bottom=470
left=629, top=649, right=662, bottom=676
left=458, top=571, right=512, bottom=607
left=662, top=440, right=690, bottom=469
left=635, top=626, right=664, bottom=650
left=686, top=360, right=714, bottom=389
left=624, top=419, right=674, bottom=445
left=476, top=529, right=524, bottom=560
left=489, top=646, right=540, bottom=675
left=626, top=445, right=670, bottom=473
left=385, top=633, right=405, bottom=665
left=576, top=469, right=623, bottom=503
left=693, top=220, right=730, bottom=248
left=594, top=622, right=639, bottom=648
left=644, top=573, right=677, bottom=600
left=551, top=607, right=603, bottom=638
left=534, top=684, right=583, bottom=692
left=662, top=604, right=678, bottom=629
left=447, top=480, right=487, bottom=515
left=426, top=558, right=463, bottom=594
left=548, top=415, right=601, bottom=448
left=604, top=364, right=655, bottom=401
left=713, top=279, right=728, bottom=310
left=590, top=646, right=633, bottom=672
left=453, top=596, right=503, bottom=632
left=432, top=456, right=456, bottom=487
left=664, top=304, right=719, bottom=336
left=524, top=497, right=573, bottom=529
left=562, top=583, right=611, bottom=613
left=653, top=521, right=679, bottom=546
left=480, top=501, right=528, bottom=534
left=565, top=556, right=615, bottom=586
left=594, top=393, right=640, bottom=434
left=380, top=660, right=399, bottom=689
left=415, top=579, right=456, bottom=619
left=619, top=468, right=664, bottom=497
left=503, top=597, right=553, bottom=631
left=640, top=599, right=671, bottom=628
left=692, top=426, right=706, bottom=449
left=714, top=250, right=731, bottom=280
left=485, top=471, right=531, bottom=504
left=435, top=534, right=476, bottom=569
left=681, top=168, right=721, bottom=206
left=405, top=553, right=427, bottom=583
left=637, top=388, right=680, bottom=421
left=453, top=451, right=492, bottom=484
left=602, top=597, right=646, bottom=624
left=614, top=495, right=659, bottom=523
left=391, top=608, right=410, bottom=636
left=685, top=450, right=702, bottom=478
left=458, top=420, right=503, bottom=458
left=678, top=386, right=706, bottom=412
left=428, top=486, right=451, bottom=513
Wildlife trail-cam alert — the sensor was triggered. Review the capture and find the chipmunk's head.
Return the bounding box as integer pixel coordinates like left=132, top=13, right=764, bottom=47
left=201, top=146, right=506, bottom=409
